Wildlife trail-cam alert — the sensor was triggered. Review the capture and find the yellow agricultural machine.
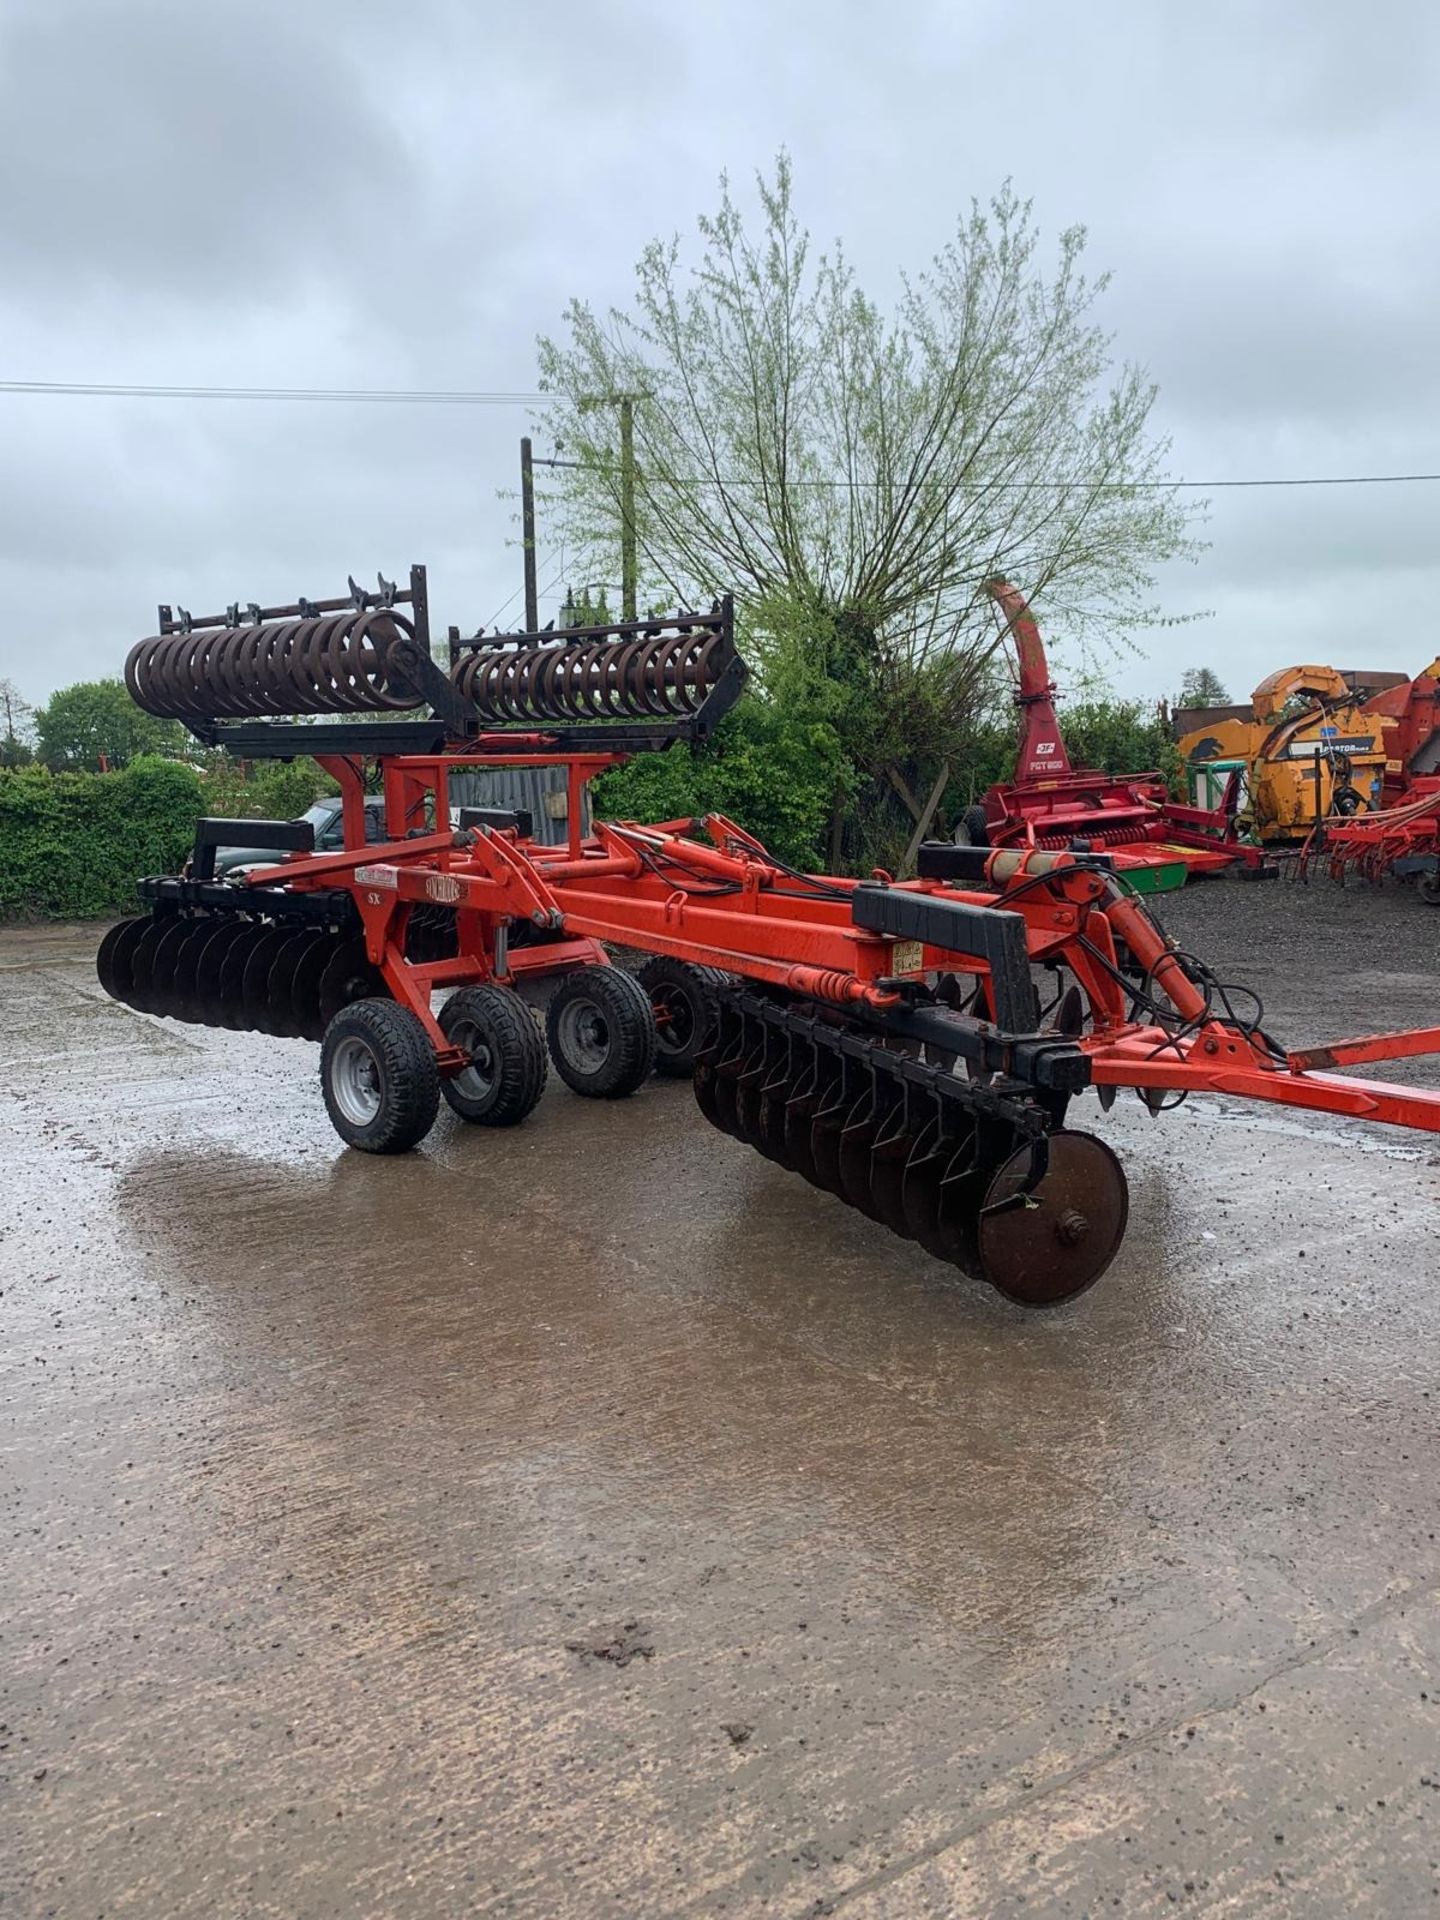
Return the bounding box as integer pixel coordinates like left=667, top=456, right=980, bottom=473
left=1176, top=665, right=1392, bottom=843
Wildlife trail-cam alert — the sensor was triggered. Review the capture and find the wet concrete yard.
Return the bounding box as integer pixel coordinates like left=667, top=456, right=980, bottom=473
left=4, top=888, right=1439, bottom=1916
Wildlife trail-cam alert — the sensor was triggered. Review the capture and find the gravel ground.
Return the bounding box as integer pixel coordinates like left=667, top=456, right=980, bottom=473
left=1159, top=867, right=1438, bottom=1069
left=4, top=893, right=1439, bottom=1919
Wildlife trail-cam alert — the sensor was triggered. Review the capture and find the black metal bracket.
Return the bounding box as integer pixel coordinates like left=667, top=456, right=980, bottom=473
left=849, top=882, right=1042, bottom=1034
left=161, top=564, right=429, bottom=641
left=189, top=816, right=315, bottom=882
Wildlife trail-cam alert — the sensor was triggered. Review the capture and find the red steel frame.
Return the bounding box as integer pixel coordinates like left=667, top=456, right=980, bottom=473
left=242, top=747, right=1440, bottom=1137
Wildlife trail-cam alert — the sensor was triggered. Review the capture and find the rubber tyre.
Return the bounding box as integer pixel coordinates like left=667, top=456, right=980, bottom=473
left=320, top=998, right=440, bottom=1154
left=1420, top=870, right=1440, bottom=906
left=438, top=986, right=547, bottom=1125
left=636, top=956, right=729, bottom=1078
left=952, top=804, right=991, bottom=848
left=545, top=965, right=657, bottom=1099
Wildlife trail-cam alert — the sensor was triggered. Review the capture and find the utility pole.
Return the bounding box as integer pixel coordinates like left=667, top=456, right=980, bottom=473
left=579, top=392, right=641, bottom=621
left=519, top=436, right=539, bottom=633
left=619, top=397, right=636, bottom=621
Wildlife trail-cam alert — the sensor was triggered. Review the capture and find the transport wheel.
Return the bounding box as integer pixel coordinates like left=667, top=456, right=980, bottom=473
left=952, top=805, right=990, bottom=848
left=545, top=965, right=657, bottom=1098
left=320, top=999, right=440, bottom=1154
left=636, top=956, right=727, bottom=1077
left=438, top=985, right=547, bottom=1125
left=1420, top=871, right=1440, bottom=906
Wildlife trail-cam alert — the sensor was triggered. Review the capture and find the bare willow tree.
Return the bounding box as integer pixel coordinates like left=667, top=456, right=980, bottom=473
left=537, top=158, right=1201, bottom=861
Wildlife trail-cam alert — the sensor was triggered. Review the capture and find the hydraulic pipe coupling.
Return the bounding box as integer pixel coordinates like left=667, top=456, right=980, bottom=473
left=125, top=608, right=424, bottom=720
left=448, top=629, right=728, bottom=723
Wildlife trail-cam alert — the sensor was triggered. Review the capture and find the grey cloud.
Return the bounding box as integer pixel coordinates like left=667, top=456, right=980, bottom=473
left=1, top=0, right=1438, bottom=717
left=0, top=0, right=416, bottom=305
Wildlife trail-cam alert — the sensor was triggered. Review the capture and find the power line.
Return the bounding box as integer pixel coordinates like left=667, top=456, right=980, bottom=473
left=6, top=381, right=1435, bottom=488
left=533, top=455, right=1440, bottom=492
left=0, top=380, right=556, bottom=405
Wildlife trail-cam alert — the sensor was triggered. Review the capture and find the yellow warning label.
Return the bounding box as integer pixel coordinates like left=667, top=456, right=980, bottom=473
left=891, top=939, right=925, bottom=975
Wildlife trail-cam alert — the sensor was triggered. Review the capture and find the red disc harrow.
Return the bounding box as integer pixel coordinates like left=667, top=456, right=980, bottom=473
left=97, top=566, right=1440, bottom=1309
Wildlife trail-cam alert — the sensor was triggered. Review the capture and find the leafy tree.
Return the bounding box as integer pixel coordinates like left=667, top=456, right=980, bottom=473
left=557, top=585, right=614, bottom=628
left=1176, top=666, right=1230, bottom=708
left=592, top=697, right=849, bottom=869
left=538, top=157, right=1200, bottom=868
left=34, top=678, right=187, bottom=772
left=0, top=677, right=33, bottom=766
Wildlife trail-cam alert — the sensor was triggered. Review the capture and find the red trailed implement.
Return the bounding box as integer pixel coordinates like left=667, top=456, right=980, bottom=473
left=1300, top=782, right=1440, bottom=901
left=961, top=579, right=1266, bottom=888
left=97, top=567, right=1440, bottom=1310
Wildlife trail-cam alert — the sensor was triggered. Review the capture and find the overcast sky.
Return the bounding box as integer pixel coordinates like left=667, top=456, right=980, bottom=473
left=2, top=0, right=1437, bottom=710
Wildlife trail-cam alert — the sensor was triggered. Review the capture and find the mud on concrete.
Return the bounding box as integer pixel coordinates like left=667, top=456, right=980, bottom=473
left=2, top=881, right=1438, bottom=1917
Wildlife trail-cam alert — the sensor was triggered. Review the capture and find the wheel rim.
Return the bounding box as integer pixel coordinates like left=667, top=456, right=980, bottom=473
left=449, top=1017, right=496, bottom=1099
left=652, top=984, right=695, bottom=1058
left=558, top=996, right=611, bottom=1072
left=331, top=1035, right=383, bottom=1126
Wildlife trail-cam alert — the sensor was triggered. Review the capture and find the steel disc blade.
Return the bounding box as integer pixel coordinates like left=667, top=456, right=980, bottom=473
left=168, top=920, right=216, bottom=1023
left=317, top=938, right=384, bottom=1029
left=711, top=1059, right=745, bottom=1139
left=289, top=931, right=335, bottom=1042
left=809, top=1082, right=854, bottom=1200
left=265, top=930, right=325, bottom=1040
left=218, top=925, right=266, bottom=1029
left=937, top=1142, right=992, bottom=1282
left=901, top=1116, right=952, bottom=1258
left=837, top=1091, right=887, bottom=1222
left=693, top=1045, right=726, bottom=1131
left=192, top=920, right=250, bottom=1029
left=869, top=1107, right=925, bottom=1238
left=977, top=1129, right=1130, bottom=1308
left=146, top=918, right=193, bottom=1018
left=124, top=917, right=170, bottom=1014
left=96, top=917, right=148, bottom=1003
left=756, top=1060, right=794, bottom=1164
left=782, top=1059, right=827, bottom=1185
left=732, top=1041, right=771, bottom=1150
left=1054, top=983, right=1085, bottom=1035
left=241, top=927, right=293, bottom=1034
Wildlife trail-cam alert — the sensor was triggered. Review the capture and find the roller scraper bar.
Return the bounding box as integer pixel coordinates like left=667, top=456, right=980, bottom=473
left=446, top=597, right=742, bottom=735
left=124, top=568, right=744, bottom=749
left=126, top=567, right=439, bottom=723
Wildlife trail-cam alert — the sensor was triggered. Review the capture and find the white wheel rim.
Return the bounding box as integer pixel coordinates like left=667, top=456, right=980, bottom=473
left=331, top=1035, right=382, bottom=1125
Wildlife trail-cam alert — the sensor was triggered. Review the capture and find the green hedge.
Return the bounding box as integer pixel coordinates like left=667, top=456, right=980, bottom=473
left=0, top=754, right=335, bottom=921
left=0, top=757, right=205, bottom=920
